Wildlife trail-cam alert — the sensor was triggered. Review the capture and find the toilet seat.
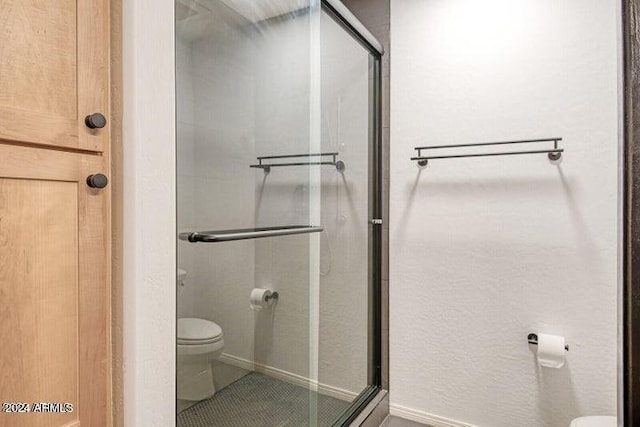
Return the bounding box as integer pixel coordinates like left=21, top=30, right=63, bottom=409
left=177, top=318, right=225, bottom=357
left=570, top=416, right=617, bottom=427
left=178, top=318, right=223, bottom=345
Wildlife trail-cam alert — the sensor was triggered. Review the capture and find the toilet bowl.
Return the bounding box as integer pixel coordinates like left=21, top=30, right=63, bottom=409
left=177, top=317, right=224, bottom=401
left=570, top=416, right=617, bottom=427
left=176, top=269, right=225, bottom=402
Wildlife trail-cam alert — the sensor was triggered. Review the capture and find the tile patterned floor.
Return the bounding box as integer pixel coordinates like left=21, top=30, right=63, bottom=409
left=177, top=372, right=351, bottom=427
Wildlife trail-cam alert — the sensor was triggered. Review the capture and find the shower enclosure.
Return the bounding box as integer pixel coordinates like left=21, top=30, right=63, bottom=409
left=175, top=0, right=382, bottom=425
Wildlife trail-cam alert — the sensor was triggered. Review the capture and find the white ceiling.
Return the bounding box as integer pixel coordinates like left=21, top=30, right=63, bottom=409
left=216, top=0, right=306, bottom=22
left=176, top=0, right=306, bottom=23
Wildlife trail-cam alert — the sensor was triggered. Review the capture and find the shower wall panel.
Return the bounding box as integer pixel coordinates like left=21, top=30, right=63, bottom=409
left=177, top=12, right=257, bottom=363
left=251, top=11, right=371, bottom=396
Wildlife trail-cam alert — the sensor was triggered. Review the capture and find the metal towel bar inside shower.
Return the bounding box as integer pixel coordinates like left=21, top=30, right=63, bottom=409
left=410, top=138, right=564, bottom=167
left=179, top=225, right=324, bottom=243
left=250, top=152, right=345, bottom=173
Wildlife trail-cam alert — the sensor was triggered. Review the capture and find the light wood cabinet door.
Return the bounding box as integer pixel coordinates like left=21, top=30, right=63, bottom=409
left=0, top=0, right=109, bottom=152
left=0, top=144, right=110, bottom=427
left=0, top=0, right=112, bottom=425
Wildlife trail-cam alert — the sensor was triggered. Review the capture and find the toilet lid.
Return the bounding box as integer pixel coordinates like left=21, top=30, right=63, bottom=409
left=177, top=318, right=223, bottom=342
left=571, top=416, right=617, bottom=427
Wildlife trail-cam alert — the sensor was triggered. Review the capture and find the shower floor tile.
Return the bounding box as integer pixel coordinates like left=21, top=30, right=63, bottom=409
left=177, top=372, right=352, bottom=427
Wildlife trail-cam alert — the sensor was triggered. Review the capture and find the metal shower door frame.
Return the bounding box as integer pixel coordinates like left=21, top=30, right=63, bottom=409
left=623, top=1, right=640, bottom=425
left=319, top=1, right=385, bottom=425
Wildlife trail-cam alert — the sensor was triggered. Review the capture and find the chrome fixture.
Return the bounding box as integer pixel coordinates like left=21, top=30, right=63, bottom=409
left=250, top=152, right=345, bottom=173
left=179, top=225, right=324, bottom=243
left=411, top=138, right=564, bottom=167
left=265, top=292, right=279, bottom=303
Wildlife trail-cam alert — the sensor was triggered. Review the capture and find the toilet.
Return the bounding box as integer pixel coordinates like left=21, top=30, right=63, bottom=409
left=570, top=416, right=617, bottom=427
left=177, top=269, right=225, bottom=402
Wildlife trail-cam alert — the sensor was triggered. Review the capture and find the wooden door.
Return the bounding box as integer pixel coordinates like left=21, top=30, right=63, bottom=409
left=0, top=146, right=110, bottom=427
left=0, top=0, right=109, bottom=152
left=0, top=0, right=111, bottom=426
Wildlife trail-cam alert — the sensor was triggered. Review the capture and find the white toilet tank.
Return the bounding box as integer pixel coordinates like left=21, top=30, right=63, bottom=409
left=177, top=268, right=187, bottom=284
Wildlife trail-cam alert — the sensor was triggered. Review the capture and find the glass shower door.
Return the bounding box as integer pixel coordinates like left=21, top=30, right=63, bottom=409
left=175, top=0, right=381, bottom=425
left=316, top=5, right=382, bottom=424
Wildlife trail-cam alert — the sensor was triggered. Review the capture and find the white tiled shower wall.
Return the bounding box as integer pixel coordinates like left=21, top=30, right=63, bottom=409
left=389, top=1, right=620, bottom=426
left=252, top=10, right=370, bottom=394
left=177, top=6, right=371, bottom=396
left=176, top=15, right=257, bottom=366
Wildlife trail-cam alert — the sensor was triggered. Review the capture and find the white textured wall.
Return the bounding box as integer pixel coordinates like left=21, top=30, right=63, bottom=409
left=252, top=11, right=315, bottom=378
left=122, top=0, right=176, bottom=425
left=389, top=1, right=620, bottom=426
left=176, top=9, right=257, bottom=363
left=253, top=10, right=370, bottom=392
left=318, top=11, right=370, bottom=393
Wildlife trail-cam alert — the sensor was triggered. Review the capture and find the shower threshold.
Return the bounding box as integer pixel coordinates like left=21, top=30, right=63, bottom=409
left=179, top=225, right=324, bottom=243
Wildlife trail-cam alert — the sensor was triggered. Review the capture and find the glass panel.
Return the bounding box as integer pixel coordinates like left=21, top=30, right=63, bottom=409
left=175, top=1, right=378, bottom=425
left=318, top=6, right=373, bottom=401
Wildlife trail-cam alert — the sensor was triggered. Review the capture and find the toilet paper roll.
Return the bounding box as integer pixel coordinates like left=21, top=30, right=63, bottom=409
left=250, top=288, right=273, bottom=311
left=537, top=333, right=567, bottom=368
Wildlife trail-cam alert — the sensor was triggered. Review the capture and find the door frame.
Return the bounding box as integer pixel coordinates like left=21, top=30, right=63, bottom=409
left=623, top=1, right=640, bottom=425
left=320, top=1, right=384, bottom=425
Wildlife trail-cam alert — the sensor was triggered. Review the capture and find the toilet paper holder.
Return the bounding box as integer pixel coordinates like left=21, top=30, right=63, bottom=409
left=265, top=292, right=279, bottom=302
left=527, top=333, right=569, bottom=351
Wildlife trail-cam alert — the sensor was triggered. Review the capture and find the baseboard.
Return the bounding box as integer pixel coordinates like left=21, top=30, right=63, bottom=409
left=219, top=353, right=359, bottom=402
left=390, top=404, right=477, bottom=427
